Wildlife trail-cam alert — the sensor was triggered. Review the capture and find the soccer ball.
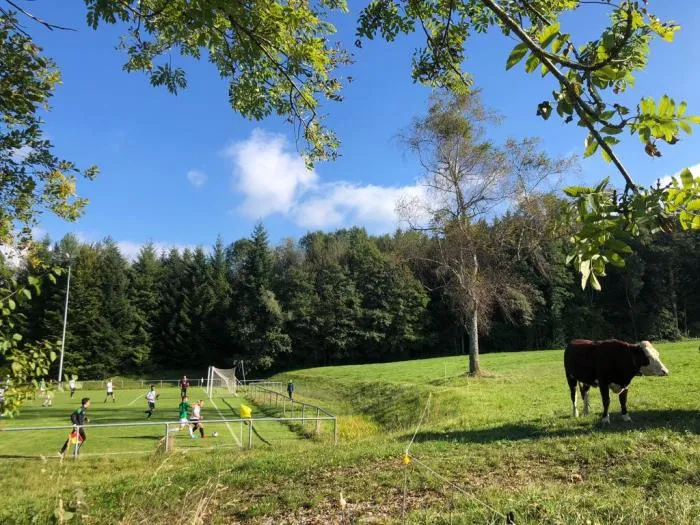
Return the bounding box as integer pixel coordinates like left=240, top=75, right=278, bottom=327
left=212, top=431, right=219, bottom=438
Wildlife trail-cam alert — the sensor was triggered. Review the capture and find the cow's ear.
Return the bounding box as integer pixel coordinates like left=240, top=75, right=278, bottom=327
left=632, top=345, right=650, bottom=369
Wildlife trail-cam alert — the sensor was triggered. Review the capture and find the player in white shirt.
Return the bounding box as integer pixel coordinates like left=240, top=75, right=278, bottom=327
left=145, top=385, right=157, bottom=419
left=189, top=400, right=205, bottom=438
left=69, top=378, right=76, bottom=398
left=104, top=379, right=116, bottom=403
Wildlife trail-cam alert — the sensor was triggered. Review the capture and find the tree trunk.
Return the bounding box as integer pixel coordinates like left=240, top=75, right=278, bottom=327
left=467, top=308, right=480, bottom=375
left=668, top=265, right=679, bottom=334
left=624, top=281, right=638, bottom=341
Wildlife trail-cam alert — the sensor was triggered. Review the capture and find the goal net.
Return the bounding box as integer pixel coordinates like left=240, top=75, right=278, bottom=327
left=206, top=366, right=237, bottom=398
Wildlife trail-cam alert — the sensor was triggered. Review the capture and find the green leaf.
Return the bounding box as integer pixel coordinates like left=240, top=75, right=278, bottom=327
left=606, top=239, right=633, bottom=254
left=687, top=199, right=700, bottom=211
left=525, top=54, right=540, bottom=73
left=8, top=299, right=15, bottom=310
left=589, top=272, right=602, bottom=291
left=563, top=186, right=590, bottom=198
left=506, top=43, right=529, bottom=70
left=12, top=333, right=22, bottom=341
left=539, top=23, right=560, bottom=48
left=583, top=134, right=598, bottom=158
left=678, top=101, right=687, bottom=116
left=22, top=289, right=31, bottom=300
left=680, top=168, right=693, bottom=188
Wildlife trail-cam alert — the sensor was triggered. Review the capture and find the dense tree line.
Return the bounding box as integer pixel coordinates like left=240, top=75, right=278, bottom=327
left=3, top=221, right=699, bottom=379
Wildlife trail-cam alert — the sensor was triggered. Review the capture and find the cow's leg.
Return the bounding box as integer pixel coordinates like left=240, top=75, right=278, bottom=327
left=567, top=376, right=578, bottom=418
left=600, top=384, right=611, bottom=424
left=619, top=389, right=631, bottom=422
left=579, top=384, right=591, bottom=416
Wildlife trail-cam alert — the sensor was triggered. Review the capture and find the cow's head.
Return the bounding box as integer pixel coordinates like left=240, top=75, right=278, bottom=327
left=637, top=341, right=669, bottom=376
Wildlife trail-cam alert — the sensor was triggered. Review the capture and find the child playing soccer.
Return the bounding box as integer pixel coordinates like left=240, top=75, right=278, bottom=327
left=189, top=400, right=205, bottom=438
left=145, top=385, right=157, bottom=419
left=59, top=397, right=90, bottom=457
left=178, top=396, right=191, bottom=431
left=104, top=379, right=116, bottom=403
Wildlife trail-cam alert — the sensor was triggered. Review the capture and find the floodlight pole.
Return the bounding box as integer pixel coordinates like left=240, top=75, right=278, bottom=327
left=57, top=260, right=71, bottom=386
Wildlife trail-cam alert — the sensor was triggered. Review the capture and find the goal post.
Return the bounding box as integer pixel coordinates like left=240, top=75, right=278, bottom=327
left=206, top=366, right=237, bottom=398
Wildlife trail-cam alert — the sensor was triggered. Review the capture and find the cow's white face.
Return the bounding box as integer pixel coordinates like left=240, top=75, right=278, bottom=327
left=639, top=341, right=669, bottom=376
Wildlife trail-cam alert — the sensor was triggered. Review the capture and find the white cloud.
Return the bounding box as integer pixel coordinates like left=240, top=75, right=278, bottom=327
left=186, top=170, right=208, bottom=188
left=657, top=163, right=700, bottom=187
left=293, top=183, right=426, bottom=231
left=224, top=129, right=318, bottom=218
left=225, top=129, right=424, bottom=233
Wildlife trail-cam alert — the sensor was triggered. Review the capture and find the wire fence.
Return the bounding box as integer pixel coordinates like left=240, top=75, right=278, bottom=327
left=242, top=383, right=338, bottom=444
left=0, top=412, right=337, bottom=459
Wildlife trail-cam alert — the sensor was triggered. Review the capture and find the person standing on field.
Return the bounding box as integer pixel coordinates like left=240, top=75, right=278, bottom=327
left=179, top=375, right=189, bottom=399
left=59, top=397, right=90, bottom=457
left=145, top=385, right=157, bottom=419
left=69, top=378, right=76, bottom=398
left=104, top=379, right=116, bottom=403
left=287, top=380, right=294, bottom=400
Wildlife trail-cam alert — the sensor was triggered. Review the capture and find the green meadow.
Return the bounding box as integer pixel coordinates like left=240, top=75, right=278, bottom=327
left=1, top=340, right=698, bottom=524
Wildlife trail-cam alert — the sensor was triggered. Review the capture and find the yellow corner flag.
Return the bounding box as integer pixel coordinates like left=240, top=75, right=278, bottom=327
left=240, top=404, right=252, bottom=418
left=402, top=453, right=411, bottom=465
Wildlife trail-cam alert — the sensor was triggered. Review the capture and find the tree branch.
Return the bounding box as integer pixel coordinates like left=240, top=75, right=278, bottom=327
left=480, top=0, right=638, bottom=191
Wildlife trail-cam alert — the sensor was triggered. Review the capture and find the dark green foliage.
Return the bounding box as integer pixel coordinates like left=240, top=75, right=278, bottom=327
left=7, top=224, right=700, bottom=379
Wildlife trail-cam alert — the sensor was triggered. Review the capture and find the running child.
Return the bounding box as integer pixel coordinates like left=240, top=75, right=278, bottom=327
left=104, top=379, right=116, bottom=403
left=145, top=385, right=158, bottom=419
left=59, top=397, right=90, bottom=457
left=178, top=396, right=191, bottom=431
left=189, top=400, right=205, bottom=438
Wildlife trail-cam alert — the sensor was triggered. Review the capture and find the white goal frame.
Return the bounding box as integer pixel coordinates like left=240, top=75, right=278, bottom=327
left=206, top=366, right=238, bottom=398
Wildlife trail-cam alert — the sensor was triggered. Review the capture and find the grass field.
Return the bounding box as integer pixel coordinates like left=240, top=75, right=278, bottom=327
left=1, top=340, right=699, bottom=524
left=0, top=386, right=305, bottom=458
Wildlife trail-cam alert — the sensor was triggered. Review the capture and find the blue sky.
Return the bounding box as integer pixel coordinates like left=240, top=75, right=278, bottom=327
left=23, top=1, right=700, bottom=257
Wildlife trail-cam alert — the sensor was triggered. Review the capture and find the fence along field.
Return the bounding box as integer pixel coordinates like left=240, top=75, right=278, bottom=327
left=0, top=381, right=336, bottom=458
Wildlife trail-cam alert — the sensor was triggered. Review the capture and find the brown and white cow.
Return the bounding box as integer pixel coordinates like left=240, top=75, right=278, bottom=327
left=564, top=339, right=669, bottom=423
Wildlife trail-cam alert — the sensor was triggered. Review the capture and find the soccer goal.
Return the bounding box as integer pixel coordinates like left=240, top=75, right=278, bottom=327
left=206, top=366, right=237, bottom=398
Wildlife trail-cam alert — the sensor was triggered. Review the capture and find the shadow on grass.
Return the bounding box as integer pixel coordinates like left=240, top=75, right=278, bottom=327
left=405, top=409, right=700, bottom=445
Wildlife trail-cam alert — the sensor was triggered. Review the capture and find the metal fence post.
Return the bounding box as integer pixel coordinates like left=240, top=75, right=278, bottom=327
left=283, top=397, right=286, bottom=416
left=315, top=408, right=320, bottom=436
left=248, top=420, right=253, bottom=449
left=301, top=405, right=305, bottom=430
left=240, top=420, right=243, bottom=449
left=164, top=423, right=170, bottom=452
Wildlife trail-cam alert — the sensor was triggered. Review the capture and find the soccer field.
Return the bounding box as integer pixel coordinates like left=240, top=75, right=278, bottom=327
left=0, top=386, right=302, bottom=458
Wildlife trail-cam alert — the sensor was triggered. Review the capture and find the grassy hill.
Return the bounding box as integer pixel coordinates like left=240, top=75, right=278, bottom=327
left=1, top=340, right=699, bottom=523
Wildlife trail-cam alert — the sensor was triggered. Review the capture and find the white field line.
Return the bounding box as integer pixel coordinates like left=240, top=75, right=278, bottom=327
left=208, top=397, right=242, bottom=447
left=127, top=392, right=145, bottom=406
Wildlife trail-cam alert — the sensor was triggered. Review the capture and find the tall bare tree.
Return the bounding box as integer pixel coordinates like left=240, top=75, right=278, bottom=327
left=399, top=91, right=576, bottom=374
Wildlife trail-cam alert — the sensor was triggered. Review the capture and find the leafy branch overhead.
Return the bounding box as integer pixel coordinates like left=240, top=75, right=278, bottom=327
left=356, top=0, right=700, bottom=289
left=82, top=0, right=351, bottom=166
